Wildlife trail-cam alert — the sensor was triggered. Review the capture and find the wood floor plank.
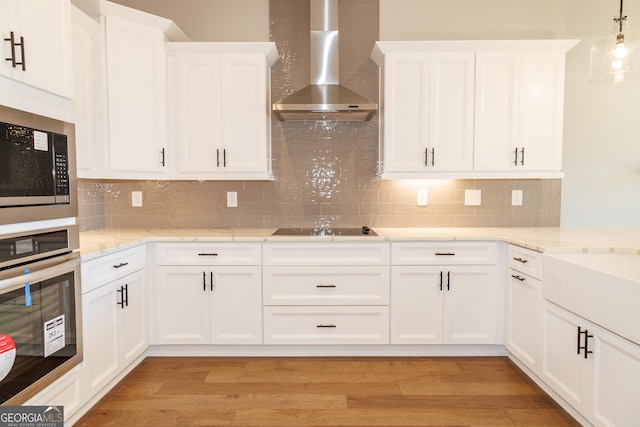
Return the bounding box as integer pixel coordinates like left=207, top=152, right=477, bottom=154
left=75, top=356, right=581, bottom=427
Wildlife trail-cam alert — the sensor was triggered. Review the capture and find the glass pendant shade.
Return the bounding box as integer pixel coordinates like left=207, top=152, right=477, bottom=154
left=590, top=20, right=640, bottom=83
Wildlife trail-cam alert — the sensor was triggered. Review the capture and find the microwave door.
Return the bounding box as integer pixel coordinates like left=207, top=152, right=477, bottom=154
left=0, top=122, right=56, bottom=207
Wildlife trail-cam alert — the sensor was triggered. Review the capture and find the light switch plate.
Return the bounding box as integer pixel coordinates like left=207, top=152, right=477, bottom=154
left=512, top=190, right=523, bottom=206
left=465, top=189, right=481, bottom=206
left=417, top=189, right=428, bottom=206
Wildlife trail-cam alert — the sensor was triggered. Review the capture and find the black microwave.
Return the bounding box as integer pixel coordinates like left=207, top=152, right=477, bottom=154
left=0, top=105, right=77, bottom=224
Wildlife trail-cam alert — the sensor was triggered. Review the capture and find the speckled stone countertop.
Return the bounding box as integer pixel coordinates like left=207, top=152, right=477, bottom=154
left=78, top=227, right=640, bottom=261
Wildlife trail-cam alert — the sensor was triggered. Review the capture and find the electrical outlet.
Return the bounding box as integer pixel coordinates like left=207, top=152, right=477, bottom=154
left=417, top=189, right=428, bottom=206
left=227, top=191, right=238, bottom=208
left=131, top=191, right=142, bottom=207
left=464, top=189, right=481, bottom=206
left=512, top=190, right=523, bottom=206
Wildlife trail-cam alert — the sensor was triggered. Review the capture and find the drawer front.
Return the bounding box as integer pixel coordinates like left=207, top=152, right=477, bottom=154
left=263, top=266, right=390, bottom=306
left=264, top=306, right=389, bottom=345
left=155, top=243, right=261, bottom=265
left=263, top=242, right=389, bottom=266
left=507, top=245, right=542, bottom=279
left=391, top=242, right=497, bottom=265
left=82, top=245, right=146, bottom=293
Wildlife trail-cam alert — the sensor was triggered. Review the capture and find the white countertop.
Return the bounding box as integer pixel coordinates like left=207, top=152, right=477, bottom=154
left=78, top=227, right=640, bottom=261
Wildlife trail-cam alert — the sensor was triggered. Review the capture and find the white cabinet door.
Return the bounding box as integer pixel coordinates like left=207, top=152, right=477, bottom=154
left=210, top=266, right=262, bottom=344
left=171, top=53, right=222, bottom=174
left=0, top=0, right=73, bottom=98
left=220, top=54, right=270, bottom=176
left=83, top=280, right=119, bottom=398
left=505, top=270, right=542, bottom=373
left=589, top=325, right=640, bottom=427
left=428, top=52, right=474, bottom=172
left=103, top=15, right=167, bottom=174
left=72, top=6, right=100, bottom=176
left=155, top=266, right=211, bottom=345
left=474, top=52, right=520, bottom=172
left=155, top=265, right=263, bottom=345
left=117, top=270, right=147, bottom=366
left=391, top=265, right=497, bottom=345
left=390, top=266, right=443, bottom=344
left=381, top=52, right=429, bottom=175
left=443, top=266, right=497, bottom=344
left=517, top=51, right=565, bottom=171
left=541, top=302, right=591, bottom=415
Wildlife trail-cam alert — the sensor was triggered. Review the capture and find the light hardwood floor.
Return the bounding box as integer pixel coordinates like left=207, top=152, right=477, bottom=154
left=75, top=356, right=582, bottom=426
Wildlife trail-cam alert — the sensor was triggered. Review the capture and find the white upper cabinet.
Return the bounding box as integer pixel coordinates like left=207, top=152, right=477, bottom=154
left=475, top=49, right=569, bottom=175
left=166, top=43, right=279, bottom=180
left=0, top=0, right=74, bottom=98
left=73, top=0, right=188, bottom=179
left=372, top=40, right=578, bottom=179
left=373, top=48, right=474, bottom=178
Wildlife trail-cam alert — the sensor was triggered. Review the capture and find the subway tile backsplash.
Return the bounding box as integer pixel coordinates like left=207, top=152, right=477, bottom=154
left=77, top=0, right=561, bottom=231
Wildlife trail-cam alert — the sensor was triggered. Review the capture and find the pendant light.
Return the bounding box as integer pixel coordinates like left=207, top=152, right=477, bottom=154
left=590, top=0, right=640, bottom=83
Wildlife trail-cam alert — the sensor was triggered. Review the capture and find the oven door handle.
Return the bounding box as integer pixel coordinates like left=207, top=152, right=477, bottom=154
left=0, top=255, right=79, bottom=294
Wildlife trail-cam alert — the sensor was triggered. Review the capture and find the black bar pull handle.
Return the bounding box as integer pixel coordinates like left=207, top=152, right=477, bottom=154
left=431, top=148, right=435, bottom=166
left=316, top=284, right=336, bottom=288
left=203, top=271, right=206, bottom=291
left=117, top=286, right=125, bottom=308
left=4, top=31, right=17, bottom=67
left=124, top=284, right=129, bottom=307
left=514, top=147, right=519, bottom=166
left=511, top=275, right=526, bottom=282
left=317, top=324, right=336, bottom=328
left=577, top=326, right=583, bottom=355
left=513, top=257, right=528, bottom=264
left=15, top=35, right=24, bottom=71
left=520, top=147, right=525, bottom=165
left=198, top=253, right=219, bottom=256
left=435, top=252, right=455, bottom=256
left=424, top=148, right=428, bottom=166
left=223, top=149, right=227, bottom=167
left=217, top=149, right=220, bottom=167
left=113, top=262, right=129, bottom=269
left=584, top=330, right=593, bottom=359
left=161, top=148, right=165, bottom=167
left=439, top=271, right=443, bottom=291
left=446, top=271, right=450, bottom=291
left=210, top=272, right=214, bottom=291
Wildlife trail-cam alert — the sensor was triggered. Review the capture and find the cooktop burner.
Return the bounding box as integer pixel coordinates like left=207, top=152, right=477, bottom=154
left=272, top=226, right=377, bottom=236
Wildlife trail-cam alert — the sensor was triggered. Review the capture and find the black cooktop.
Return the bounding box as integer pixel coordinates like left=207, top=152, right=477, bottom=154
left=272, top=226, right=377, bottom=236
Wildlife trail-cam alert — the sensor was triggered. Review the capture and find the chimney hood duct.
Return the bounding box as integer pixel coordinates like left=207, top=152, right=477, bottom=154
left=272, top=0, right=377, bottom=122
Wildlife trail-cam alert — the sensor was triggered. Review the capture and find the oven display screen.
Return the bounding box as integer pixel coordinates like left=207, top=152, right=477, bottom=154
left=15, top=239, right=33, bottom=255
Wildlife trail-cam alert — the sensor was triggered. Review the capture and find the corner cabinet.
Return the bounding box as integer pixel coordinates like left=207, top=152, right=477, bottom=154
left=0, top=0, right=74, bottom=98
left=73, top=0, right=188, bottom=179
left=371, top=40, right=578, bottom=180
left=166, top=43, right=279, bottom=180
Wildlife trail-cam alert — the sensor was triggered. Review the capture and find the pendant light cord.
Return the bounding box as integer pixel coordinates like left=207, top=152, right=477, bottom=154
left=616, top=0, right=627, bottom=33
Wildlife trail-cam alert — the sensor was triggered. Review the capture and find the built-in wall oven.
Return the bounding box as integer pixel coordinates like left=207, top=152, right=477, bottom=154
left=0, top=226, right=81, bottom=405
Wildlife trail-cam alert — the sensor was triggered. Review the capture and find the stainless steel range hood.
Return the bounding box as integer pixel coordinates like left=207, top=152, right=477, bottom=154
left=272, top=0, right=377, bottom=122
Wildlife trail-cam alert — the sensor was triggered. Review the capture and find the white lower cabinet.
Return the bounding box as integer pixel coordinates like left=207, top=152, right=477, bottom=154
left=153, top=243, right=262, bottom=345
left=262, top=242, right=390, bottom=345
left=24, top=365, right=84, bottom=422
left=390, top=242, right=499, bottom=345
left=155, top=265, right=262, bottom=344
left=504, top=245, right=543, bottom=374
left=541, top=301, right=640, bottom=427
left=81, top=244, right=148, bottom=401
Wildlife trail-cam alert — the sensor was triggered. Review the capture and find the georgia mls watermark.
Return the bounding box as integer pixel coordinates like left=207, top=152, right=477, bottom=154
left=0, top=406, right=63, bottom=427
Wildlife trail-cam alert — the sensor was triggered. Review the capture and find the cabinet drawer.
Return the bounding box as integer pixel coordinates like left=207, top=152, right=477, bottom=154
left=507, top=245, right=542, bottom=279
left=264, top=306, right=389, bottom=345
left=154, top=242, right=261, bottom=265
left=263, top=266, right=390, bottom=306
left=391, top=242, right=497, bottom=265
left=263, top=242, right=389, bottom=266
left=82, top=245, right=146, bottom=293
